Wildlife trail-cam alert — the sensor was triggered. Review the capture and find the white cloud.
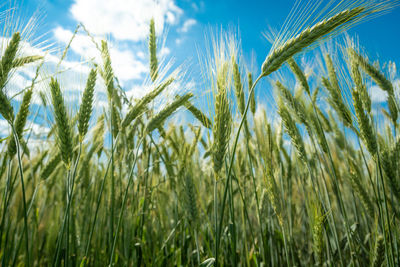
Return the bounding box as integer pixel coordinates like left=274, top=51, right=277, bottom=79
left=53, top=27, right=147, bottom=82
left=70, top=0, right=183, bottom=41
left=109, top=47, right=148, bottom=82
left=179, top=19, right=197, bottom=33
left=370, top=85, right=387, bottom=104
left=53, top=26, right=101, bottom=61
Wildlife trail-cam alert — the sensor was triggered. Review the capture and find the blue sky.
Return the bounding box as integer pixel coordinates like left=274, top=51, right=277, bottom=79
left=12, top=0, right=400, bottom=76
left=1, top=0, right=400, bottom=138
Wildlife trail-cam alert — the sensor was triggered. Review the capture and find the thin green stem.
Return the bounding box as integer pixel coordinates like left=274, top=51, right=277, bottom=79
left=11, top=124, right=30, bottom=267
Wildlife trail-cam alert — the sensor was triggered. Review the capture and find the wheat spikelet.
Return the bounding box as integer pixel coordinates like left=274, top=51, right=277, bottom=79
left=350, top=48, right=398, bottom=125
left=287, top=58, right=310, bottom=95
left=111, top=103, right=120, bottom=137
left=349, top=48, right=393, bottom=94
left=278, top=102, right=307, bottom=163
left=12, top=55, right=43, bottom=68
left=262, top=8, right=364, bottom=77
left=152, top=150, right=160, bottom=175
left=184, top=173, right=198, bottom=224
left=381, top=149, right=400, bottom=200
left=92, top=113, right=105, bottom=154
left=212, top=63, right=232, bottom=175
left=50, top=78, right=73, bottom=167
left=122, top=77, right=174, bottom=128
left=247, top=72, right=256, bottom=114
left=0, top=32, right=21, bottom=122
left=322, top=77, right=352, bottom=127
left=183, top=100, right=212, bottom=129
left=232, top=56, right=245, bottom=115
left=78, top=69, right=96, bottom=140
left=100, top=40, right=115, bottom=101
left=276, top=81, right=308, bottom=127
left=147, top=93, right=193, bottom=133
left=7, top=87, right=32, bottom=156
left=149, top=18, right=158, bottom=82
left=323, top=54, right=353, bottom=127
left=0, top=32, right=21, bottom=90
left=325, top=54, right=341, bottom=93
left=0, top=90, right=14, bottom=122
left=349, top=54, right=371, bottom=113
left=352, top=89, right=377, bottom=155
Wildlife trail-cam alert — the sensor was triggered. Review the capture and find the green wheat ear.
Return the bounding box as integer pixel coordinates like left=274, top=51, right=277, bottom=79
left=287, top=58, right=310, bottom=95
left=0, top=32, right=22, bottom=122
left=49, top=78, right=73, bottom=168
left=278, top=100, right=307, bottom=163
left=262, top=8, right=364, bottom=77
left=352, top=89, right=377, bottom=156
left=122, top=77, right=174, bottom=128
left=248, top=72, right=256, bottom=114
left=349, top=54, right=371, bottom=113
left=100, top=40, right=114, bottom=101
left=12, top=55, right=43, bottom=68
left=183, top=99, right=212, bottom=129
left=184, top=173, right=198, bottom=224
left=1, top=32, right=21, bottom=90
left=323, top=54, right=352, bottom=127
left=232, top=56, right=245, bottom=115
left=349, top=48, right=398, bottom=125
left=78, top=69, right=97, bottom=140
left=212, top=63, right=232, bottom=175
left=7, top=87, right=33, bottom=156
left=149, top=18, right=158, bottom=82
left=146, top=93, right=193, bottom=133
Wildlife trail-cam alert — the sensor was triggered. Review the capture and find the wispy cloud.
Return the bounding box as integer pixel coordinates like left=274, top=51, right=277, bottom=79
left=53, top=27, right=147, bottom=83
left=179, top=19, right=197, bottom=33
